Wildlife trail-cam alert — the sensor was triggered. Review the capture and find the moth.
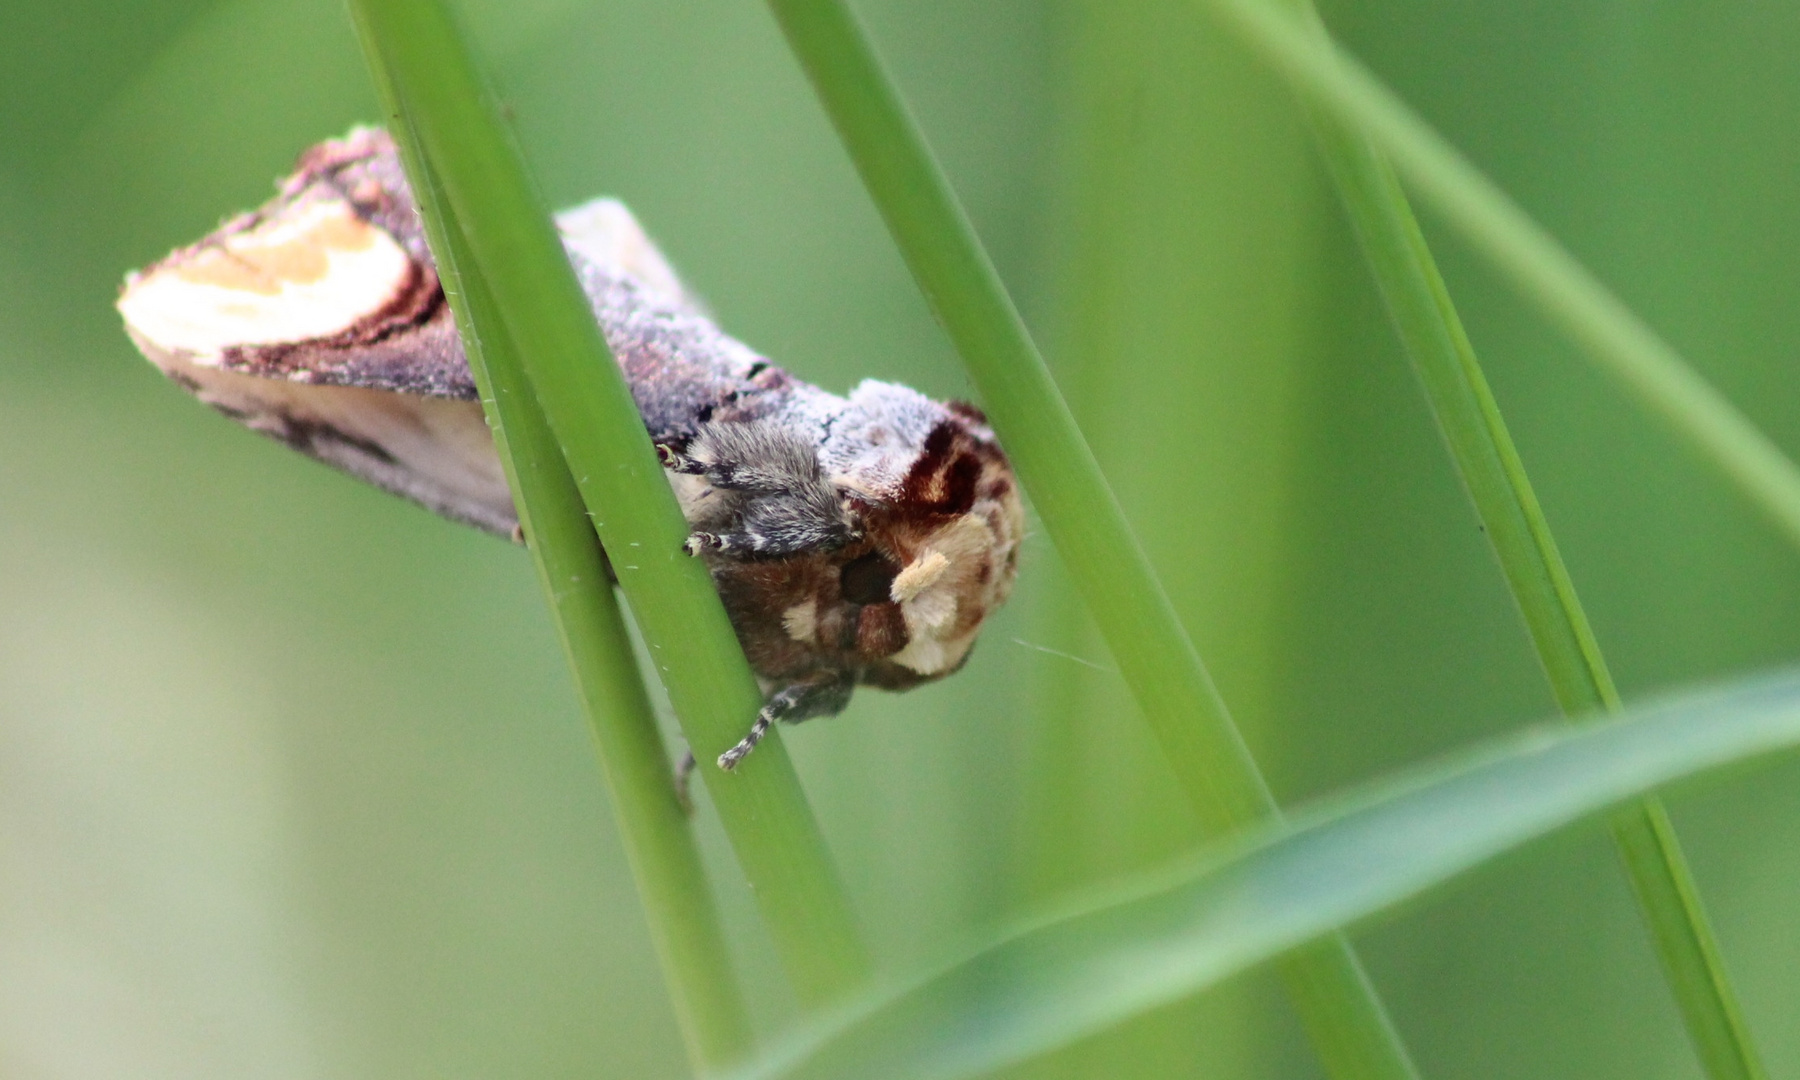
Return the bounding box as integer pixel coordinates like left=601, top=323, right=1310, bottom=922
left=118, top=127, right=1024, bottom=774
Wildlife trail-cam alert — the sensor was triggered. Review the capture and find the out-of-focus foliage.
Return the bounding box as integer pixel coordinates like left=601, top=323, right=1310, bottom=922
left=1, top=1, right=1797, bottom=1078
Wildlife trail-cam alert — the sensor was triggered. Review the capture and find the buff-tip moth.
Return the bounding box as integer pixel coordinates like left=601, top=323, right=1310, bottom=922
left=118, top=128, right=1024, bottom=774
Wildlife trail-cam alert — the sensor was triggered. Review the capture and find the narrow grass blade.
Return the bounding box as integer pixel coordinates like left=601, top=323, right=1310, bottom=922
left=726, top=668, right=1800, bottom=1080
left=395, top=129, right=753, bottom=1066
left=346, top=0, right=871, bottom=1007
left=1302, top=82, right=1769, bottom=1080
left=762, top=2, right=1416, bottom=1077
left=1200, top=0, right=1800, bottom=556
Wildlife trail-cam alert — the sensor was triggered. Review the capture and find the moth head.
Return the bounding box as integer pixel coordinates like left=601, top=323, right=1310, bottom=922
left=776, top=400, right=1024, bottom=686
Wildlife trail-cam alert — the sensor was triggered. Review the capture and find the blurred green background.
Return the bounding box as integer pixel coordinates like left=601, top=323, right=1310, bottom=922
left=4, top=0, right=1800, bottom=1077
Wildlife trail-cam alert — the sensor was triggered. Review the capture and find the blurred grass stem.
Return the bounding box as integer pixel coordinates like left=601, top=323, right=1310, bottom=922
left=406, top=145, right=753, bottom=1067
left=1220, top=3, right=1771, bottom=1076
left=1202, top=0, right=1800, bottom=557
left=763, top=2, right=1419, bottom=1077
left=346, top=0, right=872, bottom=1011
left=1302, top=68, right=1768, bottom=1080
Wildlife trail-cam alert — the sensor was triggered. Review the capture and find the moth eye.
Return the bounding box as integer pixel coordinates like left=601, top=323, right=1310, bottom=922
left=839, top=552, right=900, bottom=606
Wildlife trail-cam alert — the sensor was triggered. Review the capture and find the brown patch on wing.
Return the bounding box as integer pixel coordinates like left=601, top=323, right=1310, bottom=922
left=218, top=256, right=456, bottom=389
left=900, top=420, right=981, bottom=516
left=289, top=128, right=433, bottom=263
left=945, top=400, right=989, bottom=425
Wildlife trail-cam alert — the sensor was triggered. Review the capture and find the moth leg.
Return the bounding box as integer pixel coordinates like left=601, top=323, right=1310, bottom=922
left=683, top=484, right=861, bottom=558
left=683, top=524, right=847, bottom=558
left=655, top=440, right=704, bottom=474
left=667, top=420, right=861, bottom=558
left=678, top=421, right=823, bottom=495
left=683, top=530, right=731, bottom=556
left=684, top=524, right=844, bottom=559
left=655, top=425, right=811, bottom=493
left=717, top=672, right=855, bottom=771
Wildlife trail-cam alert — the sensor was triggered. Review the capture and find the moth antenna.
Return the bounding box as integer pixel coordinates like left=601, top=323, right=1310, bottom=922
left=1009, top=637, right=1118, bottom=674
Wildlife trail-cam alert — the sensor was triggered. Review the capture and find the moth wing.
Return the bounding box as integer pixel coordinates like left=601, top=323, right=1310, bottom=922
left=118, top=128, right=515, bottom=536
left=816, top=379, right=953, bottom=504
left=555, top=198, right=702, bottom=314
left=145, top=354, right=515, bottom=537
left=120, top=130, right=706, bottom=541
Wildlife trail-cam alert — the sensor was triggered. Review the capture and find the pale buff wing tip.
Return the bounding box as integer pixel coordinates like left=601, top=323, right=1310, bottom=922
left=118, top=195, right=414, bottom=362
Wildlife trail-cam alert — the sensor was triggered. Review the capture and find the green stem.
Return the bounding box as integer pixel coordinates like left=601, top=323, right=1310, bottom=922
left=420, top=147, right=753, bottom=1068
left=1275, top=10, right=1767, bottom=1079
left=355, top=30, right=753, bottom=1071
left=762, top=2, right=1418, bottom=1077
left=346, top=0, right=871, bottom=1009
left=1202, top=0, right=1800, bottom=556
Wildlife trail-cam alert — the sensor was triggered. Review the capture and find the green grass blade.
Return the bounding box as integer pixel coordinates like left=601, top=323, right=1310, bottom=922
left=1302, top=116, right=1610, bottom=718
left=1612, top=803, right=1766, bottom=1080
left=726, top=667, right=1800, bottom=1080
left=762, top=0, right=1268, bottom=826
left=1200, top=0, right=1800, bottom=556
left=1223, top=7, right=1769, bottom=1075
left=345, top=0, right=871, bottom=1007
left=392, top=130, right=754, bottom=1067
left=1304, top=90, right=1767, bottom=1080
left=762, top=3, right=1416, bottom=1078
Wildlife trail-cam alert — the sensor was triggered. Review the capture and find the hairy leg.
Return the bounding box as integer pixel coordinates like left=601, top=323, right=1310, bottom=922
left=717, top=672, right=855, bottom=771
